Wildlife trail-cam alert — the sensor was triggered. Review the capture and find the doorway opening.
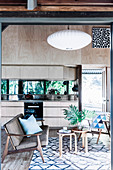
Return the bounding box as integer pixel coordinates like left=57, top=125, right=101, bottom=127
left=1, top=24, right=111, bottom=169
left=82, top=69, right=102, bottom=111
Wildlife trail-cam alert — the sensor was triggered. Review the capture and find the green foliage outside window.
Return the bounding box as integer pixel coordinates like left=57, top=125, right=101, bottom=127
left=46, top=81, right=66, bottom=94
left=69, top=81, right=75, bottom=94
left=1, top=80, right=76, bottom=96
left=1, top=80, right=7, bottom=94
left=9, top=80, right=18, bottom=94
left=23, top=81, right=44, bottom=94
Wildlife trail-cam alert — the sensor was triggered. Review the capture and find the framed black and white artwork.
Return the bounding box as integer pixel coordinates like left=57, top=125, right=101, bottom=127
left=92, top=28, right=110, bottom=48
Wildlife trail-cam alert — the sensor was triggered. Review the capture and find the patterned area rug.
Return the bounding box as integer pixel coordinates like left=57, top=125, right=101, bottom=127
left=29, top=137, right=110, bottom=170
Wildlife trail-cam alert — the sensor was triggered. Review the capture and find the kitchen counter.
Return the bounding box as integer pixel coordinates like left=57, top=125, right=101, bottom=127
left=1, top=94, right=77, bottom=102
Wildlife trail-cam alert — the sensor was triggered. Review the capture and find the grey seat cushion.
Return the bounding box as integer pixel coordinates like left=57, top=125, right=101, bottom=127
left=5, top=114, right=24, bottom=147
left=16, top=136, right=37, bottom=150
left=40, top=125, right=49, bottom=146
left=17, top=125, right=49, bottom=149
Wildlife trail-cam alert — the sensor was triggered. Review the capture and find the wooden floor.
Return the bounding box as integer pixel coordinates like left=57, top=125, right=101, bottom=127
left=1, top=129, right=110, bottom=170
left=1, top=129, right=33, bottom=170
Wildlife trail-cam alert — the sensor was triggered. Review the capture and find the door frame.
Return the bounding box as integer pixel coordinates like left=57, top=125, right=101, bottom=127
left=102, top=67, right=107, bottom=112
left=0, top=17, right=113, bottom=168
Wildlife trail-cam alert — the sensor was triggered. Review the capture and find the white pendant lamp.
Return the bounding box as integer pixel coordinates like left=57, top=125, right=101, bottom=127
left=47, top=29, right=92, bottom=51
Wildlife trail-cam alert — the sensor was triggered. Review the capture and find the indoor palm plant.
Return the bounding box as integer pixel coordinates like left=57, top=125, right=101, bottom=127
left=64, top=105, right=96, bottom=128
left=63, top=105, right=86, bottom=128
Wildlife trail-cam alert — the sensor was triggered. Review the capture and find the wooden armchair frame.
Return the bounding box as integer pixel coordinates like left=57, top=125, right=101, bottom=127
left=2, top=131, right=44, bottom=163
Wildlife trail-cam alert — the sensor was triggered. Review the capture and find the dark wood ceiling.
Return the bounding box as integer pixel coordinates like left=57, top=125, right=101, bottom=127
left=0, top=0, right=113, bottom=6
left=0, top=0, right=113, bottom=13
left=37, top=0, right=113, bottom=6
left=0, top=0, right=26, bottom=5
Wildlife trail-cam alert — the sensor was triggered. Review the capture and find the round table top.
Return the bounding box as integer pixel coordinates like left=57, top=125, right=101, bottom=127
left=72, top=128, right=88, bottom=133
left=57, top=132, right=75, bottom=135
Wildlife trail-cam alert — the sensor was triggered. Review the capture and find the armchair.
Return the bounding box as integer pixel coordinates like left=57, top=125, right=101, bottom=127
left=86, top=112, right=110, bottom=144
left=2, top=114, right=45, bottom=163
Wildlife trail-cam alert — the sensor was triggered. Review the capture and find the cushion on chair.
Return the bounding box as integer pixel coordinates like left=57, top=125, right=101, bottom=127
left=91, top=114, right=106, bottom=129
left=17, top=125, right=49, bottom=149
left=19, top=115, right=42, bottom=135
left=5, top=117, right=24, bottom=147
left=16, top=136, right=37, bottom=150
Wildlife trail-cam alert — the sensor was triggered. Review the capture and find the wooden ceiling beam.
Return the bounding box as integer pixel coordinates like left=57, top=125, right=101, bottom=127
left=0, top=0, right=113, bottom=6
left=0, top=0, right=113, bottom=11
left=37, top=0, right=113, bottom=6
left=0, top=0, right=26, bottom=5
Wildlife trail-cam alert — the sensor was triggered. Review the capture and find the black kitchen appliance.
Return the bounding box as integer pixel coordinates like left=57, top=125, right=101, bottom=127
left=24, top=102, right=43, bottom=120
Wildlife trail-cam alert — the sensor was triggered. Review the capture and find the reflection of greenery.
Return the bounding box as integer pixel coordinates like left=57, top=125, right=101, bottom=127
left=23, top=81, right=44, bottom=94
left=46, top=81, right=66, bottom=94
left=1, top=80, right=7, bottom=94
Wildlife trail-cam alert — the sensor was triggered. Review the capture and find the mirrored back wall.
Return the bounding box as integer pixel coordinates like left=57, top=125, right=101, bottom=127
left=1, top=79, right=79, bottom=101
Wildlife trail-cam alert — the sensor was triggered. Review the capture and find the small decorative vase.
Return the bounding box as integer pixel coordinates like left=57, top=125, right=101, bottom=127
left=78, top=122, right=82, bottom=130
left=72, top=122, right=82, bottom=131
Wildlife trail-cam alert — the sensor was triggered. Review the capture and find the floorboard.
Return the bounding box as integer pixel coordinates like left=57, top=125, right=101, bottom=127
left=1, top=129, right=33, bottom=170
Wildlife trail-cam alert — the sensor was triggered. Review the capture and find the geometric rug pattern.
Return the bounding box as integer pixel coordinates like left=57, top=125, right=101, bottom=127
left=29, top=137, right=110, bottom=170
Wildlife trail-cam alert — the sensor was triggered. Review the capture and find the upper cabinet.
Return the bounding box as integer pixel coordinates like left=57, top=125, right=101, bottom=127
left=2, top=65, right=76, bottom=80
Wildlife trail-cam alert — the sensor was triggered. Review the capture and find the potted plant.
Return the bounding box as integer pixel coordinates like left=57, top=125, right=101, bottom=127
left=64, top=105, right=96, bottom=129
left=63, top=105, right=87, bottom=129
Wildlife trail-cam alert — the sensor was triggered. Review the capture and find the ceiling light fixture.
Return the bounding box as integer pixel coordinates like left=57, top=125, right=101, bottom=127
left=47, top=28, right=92, bottom=51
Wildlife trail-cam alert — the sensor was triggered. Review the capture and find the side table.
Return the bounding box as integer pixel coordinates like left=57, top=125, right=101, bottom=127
left=57, top=132, right=77, bottom=157
left=72, top=129, right=88, bottom=153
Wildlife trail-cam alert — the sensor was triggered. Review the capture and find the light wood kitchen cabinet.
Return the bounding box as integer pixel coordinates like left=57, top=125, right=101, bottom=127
left=1, top=102, right=24, bottom=126
left=43, top=101, right=78, bottom=127
left=2, top=65, right=76, bottom=80
left=1, top=101, right=78, bottom=127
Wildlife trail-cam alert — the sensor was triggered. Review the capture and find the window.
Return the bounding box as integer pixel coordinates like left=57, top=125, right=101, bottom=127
left=46, top=81, right=66, bottom=94
left=23, top=81, right=44, bottom=94
left=1, top=80, right=7, bottom=94
left=82, top=69, right=102, bottom=111
left=69, top=81, right=76, bottom=94
left=9, top=80, right=18, bottom=94
left=1, top=79, right=77, bottom=100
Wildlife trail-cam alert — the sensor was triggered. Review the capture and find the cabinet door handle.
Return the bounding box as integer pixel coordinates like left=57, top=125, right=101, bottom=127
left=28, top=106, right=39, bottom=108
